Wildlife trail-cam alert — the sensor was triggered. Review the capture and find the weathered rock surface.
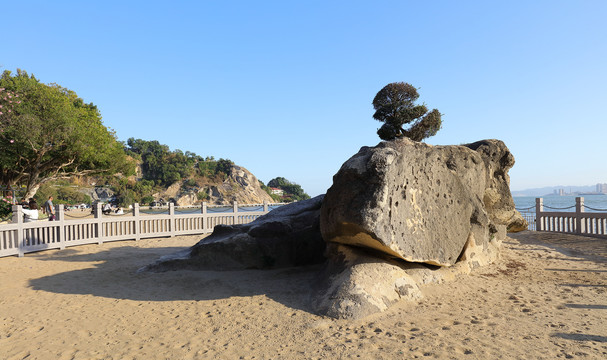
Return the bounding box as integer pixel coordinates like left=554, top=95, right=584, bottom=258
left=465, top=140, right=527, bottom=233
left=320, top=138, right=524, bottom=267
left=312, top=234, right=503, bottom=319
left=142, top=195, right=326, bottom=272
left=312, top=243, right=423, bottom=319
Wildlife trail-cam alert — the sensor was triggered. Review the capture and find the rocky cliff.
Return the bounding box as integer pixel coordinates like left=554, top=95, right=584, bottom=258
left=156, top=165, right=275, bottom=206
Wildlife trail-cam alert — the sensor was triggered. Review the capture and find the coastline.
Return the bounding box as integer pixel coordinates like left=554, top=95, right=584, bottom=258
left=0, top=232, right=605, bottom=359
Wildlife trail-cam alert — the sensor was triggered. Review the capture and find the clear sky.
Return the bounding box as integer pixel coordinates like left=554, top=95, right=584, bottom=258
left=3, top=1, right=606, bottom=196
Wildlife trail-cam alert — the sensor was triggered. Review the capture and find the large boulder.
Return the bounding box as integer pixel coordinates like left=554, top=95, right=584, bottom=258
left=142, top=138, right=524, bottom=320
left=320, top=138, right=524, bottom=267
left=142, top=195, right=326, bottom=272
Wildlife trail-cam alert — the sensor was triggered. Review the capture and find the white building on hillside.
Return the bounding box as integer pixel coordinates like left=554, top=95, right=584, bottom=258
left=270, top=187, right=284, bottom=196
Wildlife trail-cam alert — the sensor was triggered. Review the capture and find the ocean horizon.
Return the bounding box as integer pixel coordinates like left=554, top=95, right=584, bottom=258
left=513, top=194, right=607, bottom=212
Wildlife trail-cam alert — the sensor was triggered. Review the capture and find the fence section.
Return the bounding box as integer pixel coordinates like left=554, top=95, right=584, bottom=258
left=0, top=201, right=278, bottom=258
left=515, top=205, right=536, bottom=231
left=535, top=197, right=607, bottom=236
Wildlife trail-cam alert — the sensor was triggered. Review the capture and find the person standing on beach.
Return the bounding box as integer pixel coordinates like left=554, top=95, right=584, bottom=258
left=43, top=196, right=55, bottom=221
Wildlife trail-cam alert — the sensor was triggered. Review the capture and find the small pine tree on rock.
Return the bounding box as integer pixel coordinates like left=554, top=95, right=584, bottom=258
left=372, top=82, right=442, bottom=141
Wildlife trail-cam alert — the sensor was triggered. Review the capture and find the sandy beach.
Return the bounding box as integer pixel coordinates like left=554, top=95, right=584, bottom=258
left=1, top=231, right=605, bottom=359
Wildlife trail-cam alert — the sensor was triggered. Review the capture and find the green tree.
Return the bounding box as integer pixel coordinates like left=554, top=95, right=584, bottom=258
left=126, top=138, right=201, bottom=186
left=215, top=158, right=234, bottom=175
left=266, top=177, right=310, bottom=202
left=111, top=177, right=136, bottom=207
left=141, top=195, right=155, bottom=205
left=198, top=160, right=217, bottom=177
left=126, top=138, right=170, bottom=184
left=0, top=69, right=134, bottom=199
left=372, top=82, right=442, bottom=141
left=267, top=177, right=290, bottom=188
left=36, top=183, right=91, bottom=206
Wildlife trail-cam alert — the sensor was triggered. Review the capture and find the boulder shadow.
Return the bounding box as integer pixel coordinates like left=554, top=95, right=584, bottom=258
left=28, top=245, right=322, bottom=314
left=564, top=304, right=607, bottom=310
left=552, top=332, right=607, bottom=343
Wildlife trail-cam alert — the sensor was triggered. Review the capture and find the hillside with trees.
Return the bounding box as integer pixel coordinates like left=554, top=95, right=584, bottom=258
left=33, top=138, right=309, bottom=208
left=0, top=69, right=309, bottom=211
left=263, top=177, right=310, bottom=202
left=120, top=139, right=309, bottom=205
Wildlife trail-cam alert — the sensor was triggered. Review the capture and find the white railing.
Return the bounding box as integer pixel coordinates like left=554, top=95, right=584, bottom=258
left=535, top=197, right=607, bottom=236
left=0, top=201, right=281, bottom=258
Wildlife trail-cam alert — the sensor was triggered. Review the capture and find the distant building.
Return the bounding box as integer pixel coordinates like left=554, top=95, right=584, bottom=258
left=554, top=189, right=565, bottom=196
left=270, top=187, right=284, bottom=196
left=597, top=183, right=607, bottom=194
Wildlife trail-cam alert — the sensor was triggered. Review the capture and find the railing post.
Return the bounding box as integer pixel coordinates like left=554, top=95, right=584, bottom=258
left=57, top=204, right=66, bottom=249
left=94, top=203, right=104, bottom=245
left=202, top=202, right=207, bottom=232
left=263, top=201, right=268, bottom=213
left=11, top=204, right=23, bottom=224
left=535, top=198, right=543, bottom=231
left=575, top=197, right=584, bottom=234
left=133, top=203, right=140, bottom=241
left=12, top=205, right=24, bottom=257
left=169, top=202, right=175, bottom=237
left=233, top=201, right=238, bottom=225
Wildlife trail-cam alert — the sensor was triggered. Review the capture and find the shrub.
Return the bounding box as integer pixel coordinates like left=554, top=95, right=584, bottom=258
left=141, top=195, right=155, bottom=205
left=197, top=190, right=209, bottom=201
left=0, top=198, right=12, bottom=219
left=184, top=179, right=198, bottom=188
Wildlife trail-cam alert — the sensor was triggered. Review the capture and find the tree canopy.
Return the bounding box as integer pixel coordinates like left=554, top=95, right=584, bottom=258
left=0, top=69, right=133, bottom=199
left=372, top=82, right=442, bottom=141
left=125, top=138, right=234, bottom=187
left=126, top=138, right=194, bottom=186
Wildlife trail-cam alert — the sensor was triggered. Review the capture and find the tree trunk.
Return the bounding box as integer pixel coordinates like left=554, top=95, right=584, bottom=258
left=23, top=169, right=42, bottom=201
left=23, top=183, right=41, bottom=201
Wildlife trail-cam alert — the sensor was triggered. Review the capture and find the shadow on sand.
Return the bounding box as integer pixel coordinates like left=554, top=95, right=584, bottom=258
left=508, top=231, right=607, bottom=265
left=552, top=332, right=607, bottom=343
left=28, top=244, right=322, bottom=313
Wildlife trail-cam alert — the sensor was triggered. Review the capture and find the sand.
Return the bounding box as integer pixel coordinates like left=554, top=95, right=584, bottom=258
left=1, top=231, right=605, bottom=360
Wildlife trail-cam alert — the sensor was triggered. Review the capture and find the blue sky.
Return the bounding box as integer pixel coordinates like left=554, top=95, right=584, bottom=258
left=3, top=1, right=606, bottom=196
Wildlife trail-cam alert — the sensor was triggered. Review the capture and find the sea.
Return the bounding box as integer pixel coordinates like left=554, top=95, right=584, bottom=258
left=513, top=194, right=607, bottom=213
